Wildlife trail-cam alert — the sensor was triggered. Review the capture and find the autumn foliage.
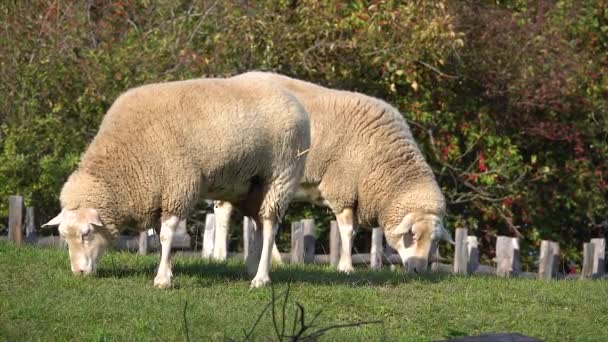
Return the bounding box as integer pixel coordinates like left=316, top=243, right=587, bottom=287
left=0, top=0, right=606, bottom=266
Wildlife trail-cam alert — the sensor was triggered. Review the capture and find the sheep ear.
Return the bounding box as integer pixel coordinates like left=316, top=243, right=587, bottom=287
left=42, top=209, right=65, bottom=227
left=439, top=223, right=454, bottom=245
left=83, top=208, right=103, bottom=227
left=394, top=213, right=415, bottom=235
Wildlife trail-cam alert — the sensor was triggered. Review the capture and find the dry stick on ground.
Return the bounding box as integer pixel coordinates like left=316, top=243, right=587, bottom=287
left=271, top=285, right=283, bottom=339
left=182, top=301, right=191, bottom=342
left=298, top=319, right=384, bottom=342
left=242, top=287, right=290, bottom=341
left=243, top=284, right=383, bottom=341
left=280, top=285, right=291, bottom=339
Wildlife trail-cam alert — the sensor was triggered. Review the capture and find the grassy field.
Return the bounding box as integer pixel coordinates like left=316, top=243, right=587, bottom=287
left=1, top=241, right=606, bottom=341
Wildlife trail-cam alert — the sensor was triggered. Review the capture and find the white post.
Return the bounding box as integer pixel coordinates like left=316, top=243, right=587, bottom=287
left=329, top=221, right=341, bottom=268
left=453, top=228, right=468, bottom=274
left=8, top=195, right=24, bottom=244
left=302, top=219, right=316, bottom=264
left=25, top=207, right=36, bottom=240
left=202, top=214, right=215, bottom=259
left=538, top=240, right=557, bottom=280
left=212, top=202, right=232, bottom=261
left=467, top=236, right=479, bottom=273
left=242, top=217, right=255, bottom=261
left=590, top=238, right=605, bottom=277
left=291, top=221, right=304, bottom=264
left=582, top=242, right=595, bottom=279
left=370, top=228, right=383, bottom=269
left=171, top=219, right=191, bottom=249
left=496, top=236, right=520, bottom=277
left=138, top=231, right=148, bottom=255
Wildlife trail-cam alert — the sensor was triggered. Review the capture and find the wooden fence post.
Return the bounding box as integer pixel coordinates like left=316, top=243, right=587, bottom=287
left=538, top=240, right=559, bottom=280
left=291, top=221, right=304, bottom=264
left=8, top=195, right=24, bottom=244
left=59, top=236, right=68, bottom=250
left=25, top=206, right=36, bottom=241
left=590, top=238, right=605, bottom=277
left=173, top=219, right=191, bottom=249
left=370, top=228, right=383, bottom=269
left=453, top=228, right=468, bottom=274
left=302, top=219, right=316, bottom=263
left=212, top=202, right=231, bottom=261
left=581, top=242, right=595, bottom=279
left=496, top=236, right=520, bottom=277
left=138, top=231, right=148, bottom=255
left=551, top=242, right=560, bottom=276
left=202, top=214, right=215, bottom=258
left=243, top=217, right=255, bottom=261
left=385, top=244, right=398, bottom=270
left=467, top=236, right=479, bottom=273
left=329, top=220, right=340, bottom=268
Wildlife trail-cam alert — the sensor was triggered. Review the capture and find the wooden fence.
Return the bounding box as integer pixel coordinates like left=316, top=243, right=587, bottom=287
left=4, top=195, right=607, bottom=280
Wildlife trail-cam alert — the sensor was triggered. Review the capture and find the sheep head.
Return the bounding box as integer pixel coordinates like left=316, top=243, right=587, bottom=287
left=42, top=208, right=110, bottom=275
left=385, top=213, right=453, bottom=273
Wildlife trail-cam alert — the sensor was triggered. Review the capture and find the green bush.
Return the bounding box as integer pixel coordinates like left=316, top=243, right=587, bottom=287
left=1, top=1, right=606, bottom=267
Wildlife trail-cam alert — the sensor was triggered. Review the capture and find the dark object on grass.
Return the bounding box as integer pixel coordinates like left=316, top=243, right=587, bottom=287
left=440, top=333, right=542, bottom=342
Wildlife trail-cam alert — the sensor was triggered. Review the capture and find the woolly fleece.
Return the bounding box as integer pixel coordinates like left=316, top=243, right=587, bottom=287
left=60, top=76, right=310, bottom=237
left=232, top=72, right=445, bottom=236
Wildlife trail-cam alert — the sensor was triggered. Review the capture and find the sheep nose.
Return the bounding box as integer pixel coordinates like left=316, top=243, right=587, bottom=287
left=406, top=257, right=428, bottom=273
left=72, top=268, right=85, bottom=275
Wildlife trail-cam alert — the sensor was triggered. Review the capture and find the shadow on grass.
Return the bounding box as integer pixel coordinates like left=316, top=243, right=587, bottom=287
left=268, top=265, right=454, bottom=286
left=445, top=328, right=470, bottom=339
left=97, top=255, right=455, bottom=286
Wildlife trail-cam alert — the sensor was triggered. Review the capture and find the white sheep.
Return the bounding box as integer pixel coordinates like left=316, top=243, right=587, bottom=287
left=213, top=72, right=452, bottom=273
left=42, top=75, right=310, bottom=288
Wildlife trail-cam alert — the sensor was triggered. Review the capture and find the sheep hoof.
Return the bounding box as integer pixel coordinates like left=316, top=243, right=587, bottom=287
left=153, top=275, right=172, bottom=289
left=337, top=263, right=354, bottom=274
left=250, top=276, right=271, bottom=289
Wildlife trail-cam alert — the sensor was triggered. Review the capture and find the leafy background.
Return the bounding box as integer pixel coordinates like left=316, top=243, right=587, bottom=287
left=1, top=0, right=606, bottom=269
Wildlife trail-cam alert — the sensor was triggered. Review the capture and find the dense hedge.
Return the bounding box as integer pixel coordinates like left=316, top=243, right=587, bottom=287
left=1, top=1, right=606, bottom=267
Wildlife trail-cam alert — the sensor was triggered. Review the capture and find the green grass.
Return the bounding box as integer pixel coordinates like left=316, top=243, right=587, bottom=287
left=1, top=242, right=606, bottom=341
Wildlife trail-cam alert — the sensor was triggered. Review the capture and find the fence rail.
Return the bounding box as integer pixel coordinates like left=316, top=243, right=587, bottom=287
left=4, top=195, right=607, bottom=280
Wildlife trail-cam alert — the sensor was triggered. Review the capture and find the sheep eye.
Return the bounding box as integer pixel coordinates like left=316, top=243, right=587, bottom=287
left=82, top=230, right=94, bottom=242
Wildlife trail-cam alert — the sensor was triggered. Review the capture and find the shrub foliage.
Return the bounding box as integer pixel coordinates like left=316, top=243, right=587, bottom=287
left=1, top=0, right=606, bottom=266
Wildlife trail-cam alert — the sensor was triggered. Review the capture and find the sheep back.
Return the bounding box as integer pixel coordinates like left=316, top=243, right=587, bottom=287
left=233, top=72, right=444, bottom=229
left=61, top=76, right=310, bottom=234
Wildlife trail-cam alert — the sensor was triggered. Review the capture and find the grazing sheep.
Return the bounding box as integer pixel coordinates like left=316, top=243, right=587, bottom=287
left=43, top=75, right=310, bottom=288
left=213, top=72, right=452, bottom=273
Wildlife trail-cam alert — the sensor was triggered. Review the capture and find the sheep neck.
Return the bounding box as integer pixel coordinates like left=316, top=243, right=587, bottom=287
left=376, top=178, right=446, bottom=232
left=308, top=93, right=444, bottom=229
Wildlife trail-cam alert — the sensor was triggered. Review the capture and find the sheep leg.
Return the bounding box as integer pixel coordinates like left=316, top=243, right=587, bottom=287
left=154, top=215, right=180, bottom=289
left=250, top=218, right=277, bottom=288
left=336, top=208, right=356, bottom=273
left=212, top=201, right=233, bottom=261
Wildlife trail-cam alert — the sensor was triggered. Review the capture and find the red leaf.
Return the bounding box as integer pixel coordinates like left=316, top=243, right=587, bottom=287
left=478, top=152, right=488, bottom=172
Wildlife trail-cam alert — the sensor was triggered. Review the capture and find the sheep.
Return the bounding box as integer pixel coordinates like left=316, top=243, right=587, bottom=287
left=42, top=75, right=311, bottom=288
left=213, top=72, right=453, bottom=273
